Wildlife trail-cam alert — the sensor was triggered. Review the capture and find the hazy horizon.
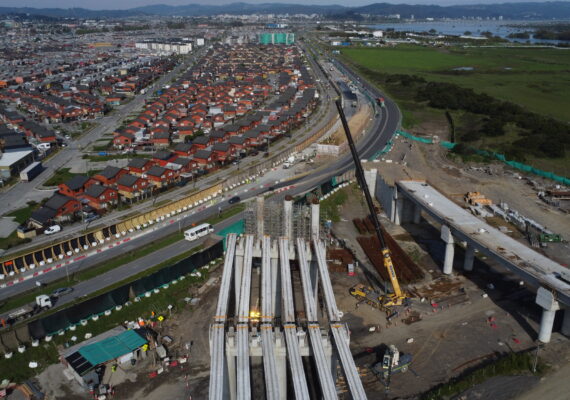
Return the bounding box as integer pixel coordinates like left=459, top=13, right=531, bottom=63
left=1, top=0, right=568, bottom=11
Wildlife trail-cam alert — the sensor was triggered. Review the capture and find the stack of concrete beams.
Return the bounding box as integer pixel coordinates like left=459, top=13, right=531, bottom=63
left=209, top=197, right=367, bottom=399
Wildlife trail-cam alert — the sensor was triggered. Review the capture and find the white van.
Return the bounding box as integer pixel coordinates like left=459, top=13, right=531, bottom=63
left=184, top=223, right=214, bottom=241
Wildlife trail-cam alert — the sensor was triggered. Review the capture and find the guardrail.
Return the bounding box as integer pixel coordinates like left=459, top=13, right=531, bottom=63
left=0, top=183, right=223, bottom=283
left=0, top=76, right=345, bottom=285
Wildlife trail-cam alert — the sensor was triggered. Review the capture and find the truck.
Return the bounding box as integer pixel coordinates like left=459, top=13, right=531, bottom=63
left=283, top=155, right=296, bottom=169
left=7, top=295, right=53, bottom=323
left=19, top=161, right=43, bottom=182
left=372, top=345, right=413, bottom=381
left=376, top=97, right=385, bottom=107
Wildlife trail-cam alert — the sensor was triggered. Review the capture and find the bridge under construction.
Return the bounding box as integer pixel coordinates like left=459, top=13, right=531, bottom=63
left=209, top=197, right=367, bottom=399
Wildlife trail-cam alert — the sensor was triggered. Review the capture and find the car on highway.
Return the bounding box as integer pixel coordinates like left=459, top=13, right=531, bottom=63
left=84, top=214, right=100, bottom=223
left=44, top=225, right=61, bottom=235
left=51, top=287, right=73, bottom=298
left=228, top=196, right=241, bottom=204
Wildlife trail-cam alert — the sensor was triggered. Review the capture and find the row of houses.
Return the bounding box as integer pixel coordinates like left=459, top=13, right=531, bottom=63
left=0, top=56, right=177, bottom=124
left=0, top=106, right=57, bottom=143
left=26, top=43, right=318, bottom=229
left=112, top=44, right=315, bottom=150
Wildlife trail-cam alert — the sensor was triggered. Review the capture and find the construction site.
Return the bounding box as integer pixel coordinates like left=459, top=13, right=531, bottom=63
left=16, top=91, right=569, bottom=400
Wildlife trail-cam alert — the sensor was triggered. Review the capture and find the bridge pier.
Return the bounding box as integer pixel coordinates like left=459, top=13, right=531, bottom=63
left=412, top=204, right=422, bottom=224
left=441, top=225, right=455, bottom=275
left=394, top=197, right=403, bottom=226
left=536, top=287, right=560, bottom=343
left=463, top=244, right=475, bottom=272
left=562, top=307, right=570, bottom=338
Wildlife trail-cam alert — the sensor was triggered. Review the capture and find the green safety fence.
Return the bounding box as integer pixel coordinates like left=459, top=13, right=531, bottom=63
left=218, top=220, right=245, bottom=250
left=369, top=140, right=394, bottom=161
left=395, top=130, right=570, bottom=186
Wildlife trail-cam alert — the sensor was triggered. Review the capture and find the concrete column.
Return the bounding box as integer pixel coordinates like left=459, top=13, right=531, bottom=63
left=538, top=308, right=557, bottom=343
left=310, top=200, right=320, bottom=242
left=364, top=168, right=377, bottom=197
left=413, top=204, right=421, bottom=224
left=256, top=196, right=265, bottom=239
left=394, top=198, right=403, bottom=226
left=536, top=287, right=560, bottom=343
left=283, top=196, right=293, bottom=238
left=562, top=308, right=570, bottom=337
left=463, top=245, right=475, bottom=272
left=441, top=225, right=454, bottom=275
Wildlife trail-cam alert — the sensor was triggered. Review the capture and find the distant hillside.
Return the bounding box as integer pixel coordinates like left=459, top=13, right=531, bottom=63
left=1, top=2, right=570, bottom=19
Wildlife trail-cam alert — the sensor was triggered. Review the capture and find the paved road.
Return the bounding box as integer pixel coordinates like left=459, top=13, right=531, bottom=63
left=1, top=47, right=339, bottom=255
left=0, top=51, right=205, bottom=215
left=0, top=41, right=400, bottom=320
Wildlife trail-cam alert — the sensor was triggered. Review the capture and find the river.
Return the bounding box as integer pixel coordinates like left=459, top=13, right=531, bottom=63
left=366, top=20, right=567, bottom=44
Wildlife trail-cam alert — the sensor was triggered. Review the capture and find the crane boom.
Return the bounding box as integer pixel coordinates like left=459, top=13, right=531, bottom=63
left=335, top=99, right=405, bottom=305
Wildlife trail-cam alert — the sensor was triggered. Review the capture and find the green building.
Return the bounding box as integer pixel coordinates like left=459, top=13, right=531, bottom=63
left=259, top=33, right=295, bottom=45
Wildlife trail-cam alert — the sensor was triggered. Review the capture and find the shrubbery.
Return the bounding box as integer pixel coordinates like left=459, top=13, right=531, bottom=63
left=361, top=68, right=568, bottom=159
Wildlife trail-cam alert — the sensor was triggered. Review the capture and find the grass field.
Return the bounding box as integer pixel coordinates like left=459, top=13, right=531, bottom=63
left=342, top=46, right=570, bottom=122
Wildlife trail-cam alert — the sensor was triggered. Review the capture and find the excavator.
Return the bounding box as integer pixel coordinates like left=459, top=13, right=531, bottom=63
left=335, top=99, right=407, bottom=311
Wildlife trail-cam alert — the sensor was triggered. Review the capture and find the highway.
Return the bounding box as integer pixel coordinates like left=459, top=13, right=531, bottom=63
left=1, top=44, right=337, bottom=255
left=0, top=40, right=401, bottom=322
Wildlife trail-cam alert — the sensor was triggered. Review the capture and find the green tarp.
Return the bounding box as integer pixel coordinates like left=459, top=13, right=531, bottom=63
left=78, top=330, right=146, bottom=366
left=218, top=220, right=245, bottom=250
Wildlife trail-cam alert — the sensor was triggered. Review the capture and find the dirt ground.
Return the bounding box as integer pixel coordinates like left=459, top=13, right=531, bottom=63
left=31, top=125, right=570, bottom=399
left=363, top=132, right=570, bottom=266
left=329, top=187, right=570, bottom=399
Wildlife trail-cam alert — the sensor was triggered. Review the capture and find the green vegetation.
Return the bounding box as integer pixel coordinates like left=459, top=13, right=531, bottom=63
left=92, top=140, right=111, bottom=152
left=6, top=202, right=38, bottom=224
left=342, top=45, right=570, bottom=174
left=43, top=168, right=87, bottom=186
left=206, top=203, right=246, bottom=225
left=421, top=351, right=548, bottom=400
left=0, top=231, right=185, bottom=316
left=0, top=251, right=213, bottom=383
left=342, top=46, right=570, bottom=121
left=82, top=154, right=132, bottom=162
left=320, top=185, right=350, bottom=222
left=42, top=170, right=71, bottom=187
left=0, top=232, right=31, bottom=251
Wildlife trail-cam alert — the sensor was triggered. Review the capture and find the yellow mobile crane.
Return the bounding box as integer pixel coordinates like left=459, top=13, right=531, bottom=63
left=335, top=100, right=407, bottom=309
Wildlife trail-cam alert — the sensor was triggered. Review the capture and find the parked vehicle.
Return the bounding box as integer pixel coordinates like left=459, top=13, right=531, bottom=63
left=228, top=196, right=241, bottom=204
left=7, top=295, right=53, bottom=323
left=44, top=225, right=61, bottom=235
left=51, top=287, right=73, bottom=298
left=19, top=162, right=43, bottom=182
left=84, top=214, right=100, bottom=223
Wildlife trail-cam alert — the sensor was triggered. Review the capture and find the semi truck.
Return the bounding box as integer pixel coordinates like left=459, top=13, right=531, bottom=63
left=7, top=295, right=53, bottom=323
left=19, top=161, right=43, bottom=182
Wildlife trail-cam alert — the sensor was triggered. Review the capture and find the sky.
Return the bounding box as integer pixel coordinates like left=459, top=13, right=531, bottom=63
left=0, top=0, right=563, bottom=10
